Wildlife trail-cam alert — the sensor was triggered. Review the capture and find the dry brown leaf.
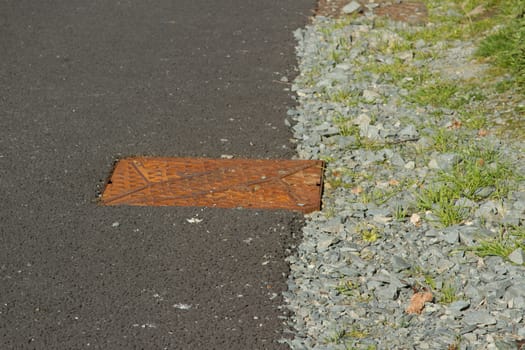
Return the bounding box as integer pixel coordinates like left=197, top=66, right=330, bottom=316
left=448, top=120, right=462, bottom=129
left=467, top=4, right=486, bottom=18
left=406, top=291, right=433, bottom=314
left=389, top=179, right=400, bottom=186
left=351, top=186, right=363, bottom=195
left=410, top=213, right=421, bottom=226
left=477, top=129, right=489, bottom=137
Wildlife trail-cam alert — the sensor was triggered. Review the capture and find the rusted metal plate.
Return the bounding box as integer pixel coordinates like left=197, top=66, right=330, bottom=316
left=101, top=157, right=324, bottom=213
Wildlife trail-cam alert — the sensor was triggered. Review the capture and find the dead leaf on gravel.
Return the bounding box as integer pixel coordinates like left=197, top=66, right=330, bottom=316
left=448, top=120, right=462, bottom=129
left=466, top=4, right=486, bottom=18
left=351, top=186, right=363, bottom=195
left=406, top=291, right=433, bottom=314
left=388, top=179, right=400, bottom=186
left=410, top=213, right=421, bottom=226
left=477, top=129, right=489, bottom=137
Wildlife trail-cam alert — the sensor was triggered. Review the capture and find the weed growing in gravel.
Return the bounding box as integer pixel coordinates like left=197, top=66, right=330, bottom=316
left=347, top=326, right=369, bottom=339
left=332, top=116, right=390, bottom=151
left=424, top=274, right=437, bottom=290
left=369, top=187, right=402, bottom=205
left=408, top=80, right=484, bottom=110
left=466, top=237, right=516, bottom=259
left=468, top=238, right=515, bottom=258
left=408, top=81, right=459, bottom=108
left=448, top=336, right=462, bottom=350
left=406, top=266, right=438, bottom=290
left=325, top=176, right=345, bottom=191
left=394, top=205, right=408, bottom=221
left=336, top=280, right=358, bottom=297
left=414, top=0, right=515, bottom=43
left=332, top=15, right=357, bottom=30
left=476, top=4, right=525, bottom=91
left=457, top=107, right=490, bottom=130
left=416, top=186, right=468, bottom=226
left=333, top=113, right=359, bottom=136
left=339, top=124, right=360, bottom=138
left=427, top=129, right=463, bottom=154
left=330, top=49, right=344, bottom=65
left=406, top=268, right=460, bottom=303
left=466, top=225, right=525, bottom=262
left=324, top=325, right=371, bottom=347
left=325, top=329, right=348, bottom=344
left=327, top=89, right=360, bottom=106
left=435, top=202, right=469, bottom=227
left=362, top=59, right=430, bottom=87
left=356, top=223, right=381, bottom=243
left=300, top=64, right=324, bottom=88
left=439, top=148, right=512, bottom=200
left=337, top=36, right=353, bottom=52
left=414, top=139, right=516, bottom=226
left=320, top=155, right=336, bottom=163
left=324, top=208, right=336, bottom=219
left=438, top=281, right=459, bottom=304
left=398, top=22, right=464, bottom=44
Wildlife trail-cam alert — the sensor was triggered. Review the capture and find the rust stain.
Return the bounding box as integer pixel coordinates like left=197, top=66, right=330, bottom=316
left=101, top=157, right=324, bottom=213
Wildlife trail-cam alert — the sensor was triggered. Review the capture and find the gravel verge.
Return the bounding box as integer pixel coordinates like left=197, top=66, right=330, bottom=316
left=281, top=8, right=525, bottom=350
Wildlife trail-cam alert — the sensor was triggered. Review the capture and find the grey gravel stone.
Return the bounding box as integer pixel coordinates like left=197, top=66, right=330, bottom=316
left=362, top=89, right=381, bottom=102
left=447, top=300, right=470, bottom=313
left=475, top=201, right=503, bottom=221
left=342, top=1, right=361, bottom=14
left=474, top=186, right=496, bottom=199
left=508, top=296, right=525, bottom=309
left=518, top=327, right=525, bottom=337
left=428, top=153, right=460, bottom=170
left=441, top=228, right=459, bottom=244
left=494, top=339, right=518, bottom=350
left=317, top=237, right=337, bottom=252
left=374, top=286, right=399, bottom=300
left=398, top=124, right=418, bottom=139
left=391, top=255, right=411, bottom=272
left=463, top=311, right=497, bottom=326
left=459, top=227, right=495, bottom=246
left=508, top=248, right=525, bottom=265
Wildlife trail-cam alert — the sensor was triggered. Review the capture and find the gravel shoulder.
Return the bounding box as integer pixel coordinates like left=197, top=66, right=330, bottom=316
left=283, top=4, right=525, bottom=350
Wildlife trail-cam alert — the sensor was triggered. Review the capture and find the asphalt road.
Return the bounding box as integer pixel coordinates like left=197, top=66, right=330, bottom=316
left=0, top=1, right=314, bottom=349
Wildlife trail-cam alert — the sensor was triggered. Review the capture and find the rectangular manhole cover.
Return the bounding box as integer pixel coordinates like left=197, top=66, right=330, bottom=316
left=101, top=157, right=324, bottom=213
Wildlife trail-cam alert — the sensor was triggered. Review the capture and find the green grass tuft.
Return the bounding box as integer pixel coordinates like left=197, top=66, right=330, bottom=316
left=438, top=282, right=459, bottom=304
left=465, top=226, right=525, bottom=262
left=476, top=6, right=525, bottom=91
left=416, top=186, right=467, bottom=226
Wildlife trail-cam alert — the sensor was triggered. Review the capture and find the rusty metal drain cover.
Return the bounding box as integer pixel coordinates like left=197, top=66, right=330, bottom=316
left=101, top=157, right=324, bottom=213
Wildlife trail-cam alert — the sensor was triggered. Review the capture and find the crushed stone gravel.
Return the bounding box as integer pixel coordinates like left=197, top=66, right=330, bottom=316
left=281, top=9, right=525, bottom=350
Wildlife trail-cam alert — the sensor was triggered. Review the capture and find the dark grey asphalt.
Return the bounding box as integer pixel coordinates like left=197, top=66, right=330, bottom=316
left=0, top=1, right=314, bottom=349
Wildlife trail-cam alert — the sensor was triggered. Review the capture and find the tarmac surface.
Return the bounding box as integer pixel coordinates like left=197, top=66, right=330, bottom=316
left=0, top=1, right=314, bottom=348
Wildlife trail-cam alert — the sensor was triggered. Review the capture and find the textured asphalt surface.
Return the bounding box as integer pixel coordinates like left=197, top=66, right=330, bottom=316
left=0, top=1, right=314, bottom=349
